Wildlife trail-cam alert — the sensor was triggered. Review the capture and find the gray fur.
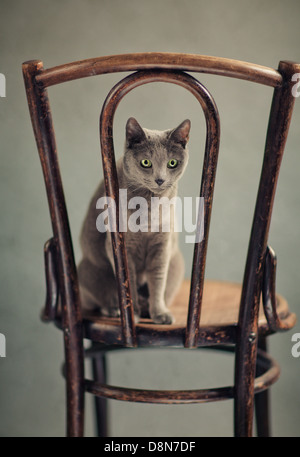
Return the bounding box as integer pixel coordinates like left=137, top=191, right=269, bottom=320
left=78, top=117, right=191, bottom=324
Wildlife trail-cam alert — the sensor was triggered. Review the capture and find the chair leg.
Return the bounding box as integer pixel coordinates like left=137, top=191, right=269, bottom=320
left=234, top=333, right=258, bottom=436
left=255, top=337, right=270, bottom=437
left=64, top=332, right=85, bottom=437
left=92, top=351, right=108, bottom=437
left=234, top=382, right=255, bottom=436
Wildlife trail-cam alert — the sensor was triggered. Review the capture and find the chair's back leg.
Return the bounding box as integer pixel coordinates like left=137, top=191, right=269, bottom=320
left=92, top=351, right=108, bottom=437
left=64, top=334, right=85, bottom=437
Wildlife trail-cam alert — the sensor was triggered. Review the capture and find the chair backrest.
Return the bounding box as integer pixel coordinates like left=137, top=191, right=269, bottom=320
left=22, top=54, right=300, bottom=350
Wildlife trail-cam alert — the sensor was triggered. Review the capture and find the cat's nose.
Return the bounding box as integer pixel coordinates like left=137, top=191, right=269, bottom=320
left=155, top=178, right=165, bottom=186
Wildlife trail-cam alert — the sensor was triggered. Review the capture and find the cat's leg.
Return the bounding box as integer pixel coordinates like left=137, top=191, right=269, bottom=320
left=146, top=243, right=175, bottom=325
left=164, top=249, right=185, bottom=306
left=77, top=258, right=120, bottom=317
left=136, top=272, right=149, bottom=318
left=137, top=276, right=150, bottom=318
left=136, top=249, right=184, bottom=321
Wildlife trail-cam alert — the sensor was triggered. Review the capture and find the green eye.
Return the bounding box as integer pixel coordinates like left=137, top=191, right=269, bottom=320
left=141, top=159, right=152, bottom=168
left=167, top=159, right=178, bottom=168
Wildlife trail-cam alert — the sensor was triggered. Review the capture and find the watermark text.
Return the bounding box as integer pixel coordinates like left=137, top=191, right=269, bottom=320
left=291, top=333, right=300, bottom=358
left=0, top=333, right=6, bottom=357
left=0, top=73, right=6, bottom=97
left=292, top=73, right=300, bottom=98
left=96, top=190, right=205, bottom=244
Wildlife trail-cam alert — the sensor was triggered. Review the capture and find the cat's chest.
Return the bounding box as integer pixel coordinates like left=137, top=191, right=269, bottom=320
left=104, top=200, right=173, bottom=269
left=124, top=229, right=170, bottom=271
left=124, top=229, right=167, bottom=253
left=123, top=197, right=176, bottom=233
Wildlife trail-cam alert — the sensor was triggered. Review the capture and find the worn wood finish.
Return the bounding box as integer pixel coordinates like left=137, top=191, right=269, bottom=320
left=92, top=350, right=108, bottom=437
left=34, top=53, right=283, bottom=88
left=22, top=54, right=299, bottom=438
left=234, top=60, right=300, bottom=437
left=255, top=337, right=270, bottom=437
left=41, top=238, right=59, bottom=322
left=85, top=380, right=235, bottom=404
left=262, top=246, right=297, bottom=331
left=84, top=346, right=279, bottom=404
left=75, top=279, right=294, bottom=347
left=22, top=60, right=85, bottom=437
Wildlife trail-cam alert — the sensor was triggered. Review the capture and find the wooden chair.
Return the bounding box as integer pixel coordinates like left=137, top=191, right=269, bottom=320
left=22, top=53, right=299, bottom=437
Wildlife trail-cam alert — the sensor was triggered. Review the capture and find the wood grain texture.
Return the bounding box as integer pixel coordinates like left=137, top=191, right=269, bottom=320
left=82, top=279, right=291, bottom=328
left=34, top=53, right=283, bottom=88
left=78, top=279, right=295, bottom=348
left=83, top=347, right=280, bottom=405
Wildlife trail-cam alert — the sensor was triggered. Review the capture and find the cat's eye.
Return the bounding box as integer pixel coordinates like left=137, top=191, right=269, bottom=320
left=167, top=159, right=178, bottom=168
left=140, top=159, right=152, bottom=168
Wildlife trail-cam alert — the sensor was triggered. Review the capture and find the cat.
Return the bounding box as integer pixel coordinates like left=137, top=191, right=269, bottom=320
left=77, top=117, right=191, bottom=324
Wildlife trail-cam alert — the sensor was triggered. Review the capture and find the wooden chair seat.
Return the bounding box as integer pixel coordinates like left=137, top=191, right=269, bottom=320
left=80, top=279, right=294, bottom=347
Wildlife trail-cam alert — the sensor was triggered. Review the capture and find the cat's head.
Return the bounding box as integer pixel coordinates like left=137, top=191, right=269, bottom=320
left=123, top=117, right=191, bottom=194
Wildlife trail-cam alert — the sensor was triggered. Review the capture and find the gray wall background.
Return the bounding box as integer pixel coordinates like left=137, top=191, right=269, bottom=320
left=0, top=0, right=300, bottom=437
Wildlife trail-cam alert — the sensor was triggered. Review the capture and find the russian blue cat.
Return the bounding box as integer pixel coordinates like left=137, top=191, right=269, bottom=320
left=78, top=117, right=190, bottom=324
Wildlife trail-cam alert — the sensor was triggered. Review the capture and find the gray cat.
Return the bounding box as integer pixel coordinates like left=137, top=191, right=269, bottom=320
left=78, top=117, right=191, bottom=324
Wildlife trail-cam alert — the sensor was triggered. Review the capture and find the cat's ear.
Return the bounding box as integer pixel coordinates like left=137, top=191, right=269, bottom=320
left=169, top=119, right=191, bottom=148
left=126, top=117, right=146, bottom=148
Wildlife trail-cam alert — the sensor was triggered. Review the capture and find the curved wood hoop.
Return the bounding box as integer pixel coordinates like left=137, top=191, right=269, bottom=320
left=34, top=53, right=283, bottom=88
left=83, top=347, right=279, bottom=404
left=99, top=70, right=220, bottom=348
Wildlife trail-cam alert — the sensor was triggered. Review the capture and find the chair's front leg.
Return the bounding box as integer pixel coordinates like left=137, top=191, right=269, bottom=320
left=234, top=323, right=259, bottom=437
left=254, top=337, right=270, bottom=437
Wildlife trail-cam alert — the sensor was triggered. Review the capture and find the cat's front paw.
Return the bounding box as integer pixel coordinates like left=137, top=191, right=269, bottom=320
left=151, top=311, right=175, bottom=325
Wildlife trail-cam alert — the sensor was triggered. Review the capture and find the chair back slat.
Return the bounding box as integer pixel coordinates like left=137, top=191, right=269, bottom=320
left=99, top=70, right=220, bottom=347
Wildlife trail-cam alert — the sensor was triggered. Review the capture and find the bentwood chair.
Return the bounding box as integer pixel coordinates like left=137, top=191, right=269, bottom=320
left=23, top=53, right=299, bottom=437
